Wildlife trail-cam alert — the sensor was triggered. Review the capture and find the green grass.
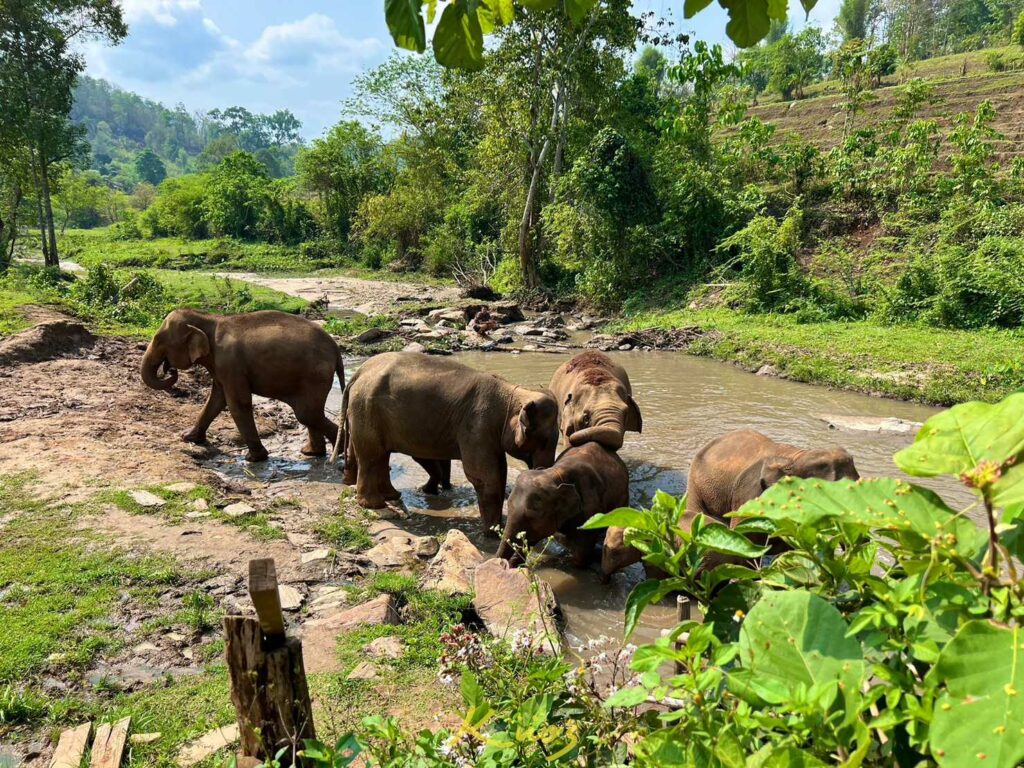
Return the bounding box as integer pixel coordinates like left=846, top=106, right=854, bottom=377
left=315, top=515, right=373, bottom=553
left=0, top=475, right=187, bottom=684
left=0, top=283, right=37, bottom=336
left=613, top=308, right=1024, bottom=405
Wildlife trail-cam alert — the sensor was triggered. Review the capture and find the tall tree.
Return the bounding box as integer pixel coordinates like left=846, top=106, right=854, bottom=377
left=837, top=0, right=871, bottom=40
left=0, top=0, right=126, bottom=266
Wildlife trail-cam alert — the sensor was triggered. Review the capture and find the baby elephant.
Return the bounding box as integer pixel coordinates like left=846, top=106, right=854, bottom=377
left=141, top=308, right=344, bottom=462
left=498, top=442, right=629, bottom=567
left=601, top=429, right=860, bottom=578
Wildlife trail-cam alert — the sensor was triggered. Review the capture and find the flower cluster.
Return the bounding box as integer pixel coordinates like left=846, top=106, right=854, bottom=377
left=565, top=635, right=641, bottom=705
left=438, top=623, right=493, bottom=686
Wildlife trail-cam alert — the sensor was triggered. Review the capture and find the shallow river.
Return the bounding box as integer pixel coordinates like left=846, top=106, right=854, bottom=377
left=222, top=350, right=973, bottom=650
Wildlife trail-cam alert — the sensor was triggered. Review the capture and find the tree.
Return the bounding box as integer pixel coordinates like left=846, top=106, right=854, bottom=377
left=837, top=0, right=871, bottom=41
left=0, top=0, right=126, bottom=266
left=203, top=151, right=271, bottom=239
left=1014, top=10, right=1024, bottom=46
left=766, top=27, right=828, bottom=100
left=134, top=148, right=166, bottom=186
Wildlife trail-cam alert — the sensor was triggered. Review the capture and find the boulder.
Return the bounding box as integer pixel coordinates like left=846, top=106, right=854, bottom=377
left=364, top=635, right=405, bottom=660
left=364, top=533, right=438, bottom=568
left=347, top=661, right=379, bottom=680
left=301, top=548, right=332, bottom=565
left=422, top=530, right=484, bottom=595
left=303, top=593, right=399, bottom=631
left=222, top=502, right=255, bottom=518
left=277, top=584, right=304, bottom=611
left=514, top=325, right=543, bottom=336
left=472, top=559, right=560, bottom=654
left=402, top=342, right=428, bottom=354
left=355, top=328, right=392, bottom=344
left=129, top=490, right=165, bottom=508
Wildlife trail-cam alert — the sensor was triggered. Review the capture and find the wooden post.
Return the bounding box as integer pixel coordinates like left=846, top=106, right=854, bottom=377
left=224, top=558, right=315, bottom=767
left=674, top=596, right=691, bottom=674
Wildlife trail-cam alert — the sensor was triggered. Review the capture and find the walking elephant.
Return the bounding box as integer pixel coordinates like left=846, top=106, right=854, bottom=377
left=141, top=308, right=344, bottom=462
left=497, top=442, right=629, bottom=567
left=601, top=429, right=860, bottom=578
left=549, top=351, right=641, bottom=450
left=338, top=352, right=559, bottom=531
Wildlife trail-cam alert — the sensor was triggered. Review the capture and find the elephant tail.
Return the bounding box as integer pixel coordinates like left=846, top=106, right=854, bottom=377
left=329, top=378, right=349, bottom=464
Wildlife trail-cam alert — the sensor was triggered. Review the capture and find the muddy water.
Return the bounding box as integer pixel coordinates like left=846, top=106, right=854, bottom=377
left=212, top=350, right=969, bottom=651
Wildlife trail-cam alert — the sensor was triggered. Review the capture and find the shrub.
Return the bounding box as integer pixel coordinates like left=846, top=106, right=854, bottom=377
left=717, top=205, right=807, bottom=312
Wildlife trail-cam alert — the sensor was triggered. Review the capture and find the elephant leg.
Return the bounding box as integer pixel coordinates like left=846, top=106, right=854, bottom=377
left=343, top=432, right=358, bottom=486
left=567, top=530, right=599, bottom=569
left=464, top=454, right=507, bottom=535
left=293, top=401, right=330, bottom=457
left=183, top=383, right=226, bottom=444
left=379, top=452, right=402, bottom=502
left=413, top=458, right=452, bottom=495
left=225, top=387, right=268, bottom=462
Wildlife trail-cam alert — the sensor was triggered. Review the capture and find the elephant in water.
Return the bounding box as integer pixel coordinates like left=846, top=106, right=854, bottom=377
left=548, top=351, right=642, bottom=450
left=497, top=442, right=629, bottom=567
left=141, top=308, right=345, bottom=462
left=601, top=428, right=860, bottom=578
left=338, top=352, right=559, bottom=532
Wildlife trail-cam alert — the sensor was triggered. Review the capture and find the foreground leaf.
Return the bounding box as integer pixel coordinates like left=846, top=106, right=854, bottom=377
left=385, top=0, right=426, bottom=52
left=718, top=0, right=771, bottom=48
left=433, top=0, right=485, bottom=71
left=695, top=522, right=768, bottom=559
left=930, top=621, right=1024, bottom=768
left=738, top=590, right=864, bottom=705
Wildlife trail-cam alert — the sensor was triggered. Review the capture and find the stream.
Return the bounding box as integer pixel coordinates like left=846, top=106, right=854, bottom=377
left=210, top=349, right=971, bottom=651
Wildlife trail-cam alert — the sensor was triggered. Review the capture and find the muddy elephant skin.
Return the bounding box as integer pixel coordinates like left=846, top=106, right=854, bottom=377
left=497, top=442, right=630, bottom=567
left=341, top=352, right=559, bottom=531
left=140, top=308, right=345, bottom=462
left=548, top=351, right=642, bottom=451
left=602, top=429, right=860, bottom=578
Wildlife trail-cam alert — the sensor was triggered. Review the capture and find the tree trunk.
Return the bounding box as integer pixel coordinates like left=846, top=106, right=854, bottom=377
left=518, top=83, right=563, bottom=291
left=39, top=147, right=58, bottom=267
left=29, top=148, right=48, bottom=262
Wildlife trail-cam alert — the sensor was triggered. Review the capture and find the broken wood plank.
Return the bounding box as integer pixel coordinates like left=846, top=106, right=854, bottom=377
left=248, top=558, right=285, bottom=641
left=89, top=717, right=130, bottom=768
left=49, top=722, right=91, bottom=768
left=175, top=724, right=240, bottom=768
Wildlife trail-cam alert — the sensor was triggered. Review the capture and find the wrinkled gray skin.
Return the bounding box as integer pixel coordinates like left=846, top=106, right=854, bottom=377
left=141, top=308, right=344, bottom=461
left=601, top=429, right=860, bottom=578
left=497, top=442, right=630, bottom=567
left=339, top=352, right=559, bottom=532
left=548, top=351, right=642, bottom=451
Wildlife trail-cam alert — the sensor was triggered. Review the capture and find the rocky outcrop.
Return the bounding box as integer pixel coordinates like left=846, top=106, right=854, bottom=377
left=421, top=530, right=484, bottom=594
left=472, top=559, right=560, bottom=654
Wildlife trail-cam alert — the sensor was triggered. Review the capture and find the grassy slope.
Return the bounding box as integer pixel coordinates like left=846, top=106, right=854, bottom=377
left=614, top=309, right=1024, bottom=405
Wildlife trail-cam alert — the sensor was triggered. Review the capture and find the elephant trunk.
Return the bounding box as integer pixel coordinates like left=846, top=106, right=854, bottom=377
left=569, top=423, right=624, bottom=450
left=140, top=340, right=177, bottom=391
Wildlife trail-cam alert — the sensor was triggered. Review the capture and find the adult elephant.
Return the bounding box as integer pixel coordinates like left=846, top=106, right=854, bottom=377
left=338, top=352, right=559, bottom=532
left=141, top=308, right=344, bottom=462
left=549, top=351, right=641, bottom=450
left=601, top=429, right=860, bottom=578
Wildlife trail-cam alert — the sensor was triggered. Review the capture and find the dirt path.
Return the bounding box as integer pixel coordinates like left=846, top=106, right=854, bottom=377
left=215, top=271, right=461, bottom=315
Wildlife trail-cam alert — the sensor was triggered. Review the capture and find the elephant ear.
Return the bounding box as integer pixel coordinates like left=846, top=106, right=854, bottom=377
left=186, top=325, right=211, bottom=363
left=552, top=482, right=584, bottom=526
left=625, top=395, right=643, bottom=433
left=518, top=399, right=539, bottom=439
left=760, top=456, right=792, bottom=491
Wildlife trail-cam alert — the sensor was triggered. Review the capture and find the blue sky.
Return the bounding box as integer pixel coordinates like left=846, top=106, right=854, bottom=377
left=84, top=0, right=842, bottom=139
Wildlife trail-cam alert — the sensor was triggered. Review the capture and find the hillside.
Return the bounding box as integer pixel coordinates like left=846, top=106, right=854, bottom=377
left=751, top=46, right=1024, bottom=164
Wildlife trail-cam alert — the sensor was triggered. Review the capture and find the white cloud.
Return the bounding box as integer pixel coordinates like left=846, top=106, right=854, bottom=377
left=120, top=0, right=202, bottom=27
left=244, top=14, right=384, bottom=72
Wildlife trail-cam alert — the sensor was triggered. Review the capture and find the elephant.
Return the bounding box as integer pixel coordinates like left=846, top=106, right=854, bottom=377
left=141, top=308, right=344, bottom=462
left=337, top=352, right=559, bottom=531
left=548, top=351, right=642, bottom=450
left=497, top=442, right=629, bottom=567
left=601, top=429, right=860, bottom=578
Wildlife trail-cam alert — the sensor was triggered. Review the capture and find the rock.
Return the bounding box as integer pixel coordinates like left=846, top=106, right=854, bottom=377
left=175, top=724, right=239, bottom=767
left=165, top=482, right=198, bottom=494
left=514, top=325, right=543, bottom=336
left=459, top=285, right=500, bottom=300
left=364, top=635, right=405, bottom=660
left=618, top=343, right=633, bottom=351
left=166, top=632, right=187, bottom=643
left=756, top=364, right=779, bottom=377
left=278, top=584, right=304, bottom=611
left=428, top=308, right=468, bottom=323
left=286, top=531, right=314, bottom=548
left=355, top=328, right=392, bottom=343
left=130, top=733, right=162, bottom=745
left=421, top=530, right=484, bottom=594
left=364, top=533, right=437, bottom=568
left=818, top=415, right=922, bottom=434
left=347, top=661, right=379, bottom=680
left=303, top=593, right=400, bottom=631
left=129, top=490, right=165, bottom=508
left=222, top=502, right=255, bottom=518
left=191, top=498, right=209, bottom=511
left=473, top=559, right=560, bottom=654
left=133, top=642, right=159, bottom=654
left=415, top=536, right=440, bottom=558
left=301, top=548, right=332, bottom=565
left=184, top=511, right=211, bottom=520
left=402, top=342, right=427, bottom=354
left=310, top=585, right=349, bottom=611
left=488, top=301, right=525, bottom=324
left=414, top=330, right=449, bottom=342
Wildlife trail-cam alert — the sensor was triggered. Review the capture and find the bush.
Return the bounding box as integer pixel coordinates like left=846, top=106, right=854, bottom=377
left=717, top=205, right=807, bottom=312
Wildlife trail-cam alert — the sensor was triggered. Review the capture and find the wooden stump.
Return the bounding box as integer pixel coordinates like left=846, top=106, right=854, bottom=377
left=224, top=559, right=315, bottom=767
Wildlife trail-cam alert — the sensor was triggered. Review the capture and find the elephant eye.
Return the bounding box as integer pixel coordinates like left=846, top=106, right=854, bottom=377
left=581, top=412, right=591, bottom=427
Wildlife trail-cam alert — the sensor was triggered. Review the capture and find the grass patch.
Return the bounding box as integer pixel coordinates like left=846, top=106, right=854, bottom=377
left=0, top=283, right=38, bottom=337
left=323, top=313, right=398, bottom=338
left=613, top=308, right=1024, bottom=405
left=315, top=510, right=372, bottom=553
left=0, top=475, right=187, bottom=684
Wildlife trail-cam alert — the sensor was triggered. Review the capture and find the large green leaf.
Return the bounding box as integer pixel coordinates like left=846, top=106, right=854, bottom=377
left=894, top=392, right=1024, bottom=506
left=735, top=477, right=987, bottom=559
left=623, top=577, right=690, bottom=638
left=385, top=0, right=426, bottom=52
left=718, top=0, right=771, bottom=48
left=564, top=0, right=598, bottom=23
left=518, top=0, right=559, bottom=9
left=930, top=621, right=1024, bottom=768
left=433, top=1, right=486, bottom=71
left=580, top=507, right=652, bottom=531
left=694, top=522, right=768, bottom=559
left=748, top=746, right=828, bottom=768
left=478, top=0, right=514, bottom=32
left=738, top=590, right=865, bottom=705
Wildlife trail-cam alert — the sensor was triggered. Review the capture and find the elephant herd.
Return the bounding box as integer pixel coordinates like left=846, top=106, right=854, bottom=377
left=142, top=308, right=861, bottom=579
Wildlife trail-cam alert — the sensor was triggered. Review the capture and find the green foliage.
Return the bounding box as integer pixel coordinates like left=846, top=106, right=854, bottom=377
left=134, top=148, right=167, bottom=186
left=718, top=205, right=806, bottom=312
left=1015, top=11, right=1024, bottom=46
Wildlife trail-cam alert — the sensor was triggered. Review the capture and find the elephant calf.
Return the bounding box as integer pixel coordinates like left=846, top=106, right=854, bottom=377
left=340, top=352, right=559, bottom=531
left=141, top=308, right=344, bottom=462
left=601, top=429, right=860, bottom=578
left=498, top=442, right=629, bottom=568
left=549, top=351, right=641, bottom=451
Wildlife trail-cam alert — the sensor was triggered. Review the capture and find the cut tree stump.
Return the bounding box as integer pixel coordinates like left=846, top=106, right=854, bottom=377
left=89, top=717, right=130, bottom=768
left=224, top=558, right=315, bottom=767
left=49, top=722, right=92, bottom=768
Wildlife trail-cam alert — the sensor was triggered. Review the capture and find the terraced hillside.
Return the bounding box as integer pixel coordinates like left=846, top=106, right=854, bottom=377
left=751, top=46, right=1024, bottom=164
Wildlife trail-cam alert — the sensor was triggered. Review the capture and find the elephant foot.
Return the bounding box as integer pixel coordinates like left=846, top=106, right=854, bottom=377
left=357, top=493, right=387, bottom=509
left=181, top=431, right=207, bottom=445
left=382, top=487, right=402, bottom=502
left=301, top=444, right=327, bottom=457
left=342, top=469, right=357, bottom=485
left=245, top=447, right=269, bottom=463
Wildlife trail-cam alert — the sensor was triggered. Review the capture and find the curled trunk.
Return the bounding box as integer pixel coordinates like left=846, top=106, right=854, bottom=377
left=568, top=423, right=624, bottom=451
left=140, top=342, right=177, bottom=390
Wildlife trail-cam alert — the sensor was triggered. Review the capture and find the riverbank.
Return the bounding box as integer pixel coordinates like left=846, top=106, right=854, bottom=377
left=609, top=308, right=1024, bottom=406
